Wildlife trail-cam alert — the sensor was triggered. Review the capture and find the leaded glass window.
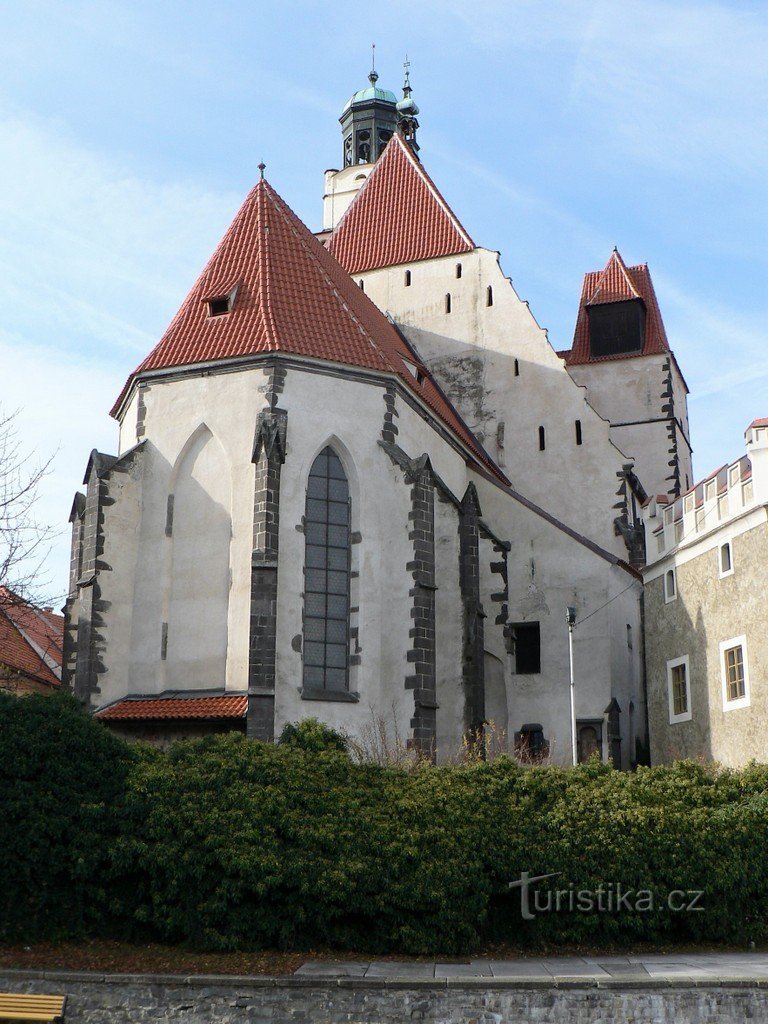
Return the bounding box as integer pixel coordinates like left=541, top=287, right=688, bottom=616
left=303, top=447, right=351, bottom=691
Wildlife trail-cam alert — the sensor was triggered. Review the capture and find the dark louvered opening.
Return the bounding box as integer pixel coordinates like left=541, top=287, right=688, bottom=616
left=587, top=299, right=646, bottom=358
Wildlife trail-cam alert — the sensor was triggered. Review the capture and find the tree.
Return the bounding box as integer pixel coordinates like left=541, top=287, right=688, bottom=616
left=0, top=407, right=56, bottom=602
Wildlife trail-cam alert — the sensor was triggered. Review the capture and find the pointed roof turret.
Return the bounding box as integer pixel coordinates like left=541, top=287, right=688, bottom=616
left=328, top=133, right=474, bottom=274
left=563, top=249, right=670, bottom=365
left=111, top=173, right=505, bottom=483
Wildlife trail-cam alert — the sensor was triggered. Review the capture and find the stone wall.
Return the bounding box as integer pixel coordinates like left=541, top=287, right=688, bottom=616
left=1, top=970, right=766, bottom=1023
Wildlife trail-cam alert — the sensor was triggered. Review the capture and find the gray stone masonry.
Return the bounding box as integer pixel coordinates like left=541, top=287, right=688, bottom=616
left=4, top=957, right=768, bottom=1024
left=405, top=455, right=437, bottom=756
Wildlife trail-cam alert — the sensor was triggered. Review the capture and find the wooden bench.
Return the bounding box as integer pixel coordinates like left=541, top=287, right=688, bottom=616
left=0, top=993, right=66, bottom=1022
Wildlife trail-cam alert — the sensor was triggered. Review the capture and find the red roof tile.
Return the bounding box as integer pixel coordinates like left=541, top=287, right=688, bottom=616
left=0, top=587, right=63, bottom=669
left=0, top=594, right=61, bottom=689
left=96, top=695, right=247, bottom=721
left=328, top=133, right=474, bottom=274
left=112, top=174, right=505, bottom=483
left=748, top=417, right=768, bottom=429
left=563, top=250, right=670, bottom=365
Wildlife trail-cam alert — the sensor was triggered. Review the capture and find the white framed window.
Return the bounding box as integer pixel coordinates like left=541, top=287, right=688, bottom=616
left=705, top=479, right=716, bottom=501
left=718, top=541, right=734, bottom=578
left=729, top=464, right=740, bottom=487
left=720, top=636, right=750, bottom=711
left=667, top=656, right=691, bottom=724
left=664, top=567, right=677, bottom=603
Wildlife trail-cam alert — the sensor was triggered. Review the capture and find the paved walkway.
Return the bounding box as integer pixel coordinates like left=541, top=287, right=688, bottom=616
left=295, top=952, right=768, bottom=982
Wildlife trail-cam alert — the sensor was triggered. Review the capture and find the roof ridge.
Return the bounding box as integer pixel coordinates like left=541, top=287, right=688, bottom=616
left=393, top=134, right=474, bottom=248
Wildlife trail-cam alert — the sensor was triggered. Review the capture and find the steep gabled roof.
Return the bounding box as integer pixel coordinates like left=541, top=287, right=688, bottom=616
left=562, top=249, right=670, bottom=365
left=112, top=175, right=505, bottom=483
left=0, top=589, right=62, bottom=688
left=328, top=133, right=474, bottom=273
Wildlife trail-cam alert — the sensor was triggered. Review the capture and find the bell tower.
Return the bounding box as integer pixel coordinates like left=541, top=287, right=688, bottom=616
left=339, top=62, right=399, bottom=167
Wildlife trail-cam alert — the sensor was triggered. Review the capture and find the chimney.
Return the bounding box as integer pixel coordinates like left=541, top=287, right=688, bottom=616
left=745, top=419, right=768, bottom=505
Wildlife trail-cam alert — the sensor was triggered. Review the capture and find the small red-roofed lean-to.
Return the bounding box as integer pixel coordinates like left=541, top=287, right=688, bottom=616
left=328, top=132, right=474, bottom=274
left=96, top=695, right=248, bottom=721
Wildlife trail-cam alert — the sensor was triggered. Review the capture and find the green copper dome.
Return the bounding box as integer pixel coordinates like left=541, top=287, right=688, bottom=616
left=342, top=71, right=397, bottom=113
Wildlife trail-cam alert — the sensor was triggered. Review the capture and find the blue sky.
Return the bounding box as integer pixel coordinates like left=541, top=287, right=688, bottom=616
left=1, top=0, right=766, bottom=599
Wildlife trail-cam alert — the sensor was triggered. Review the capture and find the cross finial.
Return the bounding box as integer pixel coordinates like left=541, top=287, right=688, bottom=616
left=368, top=42, right=378, bottom=85
left=258, top=161, right=266, bottom=180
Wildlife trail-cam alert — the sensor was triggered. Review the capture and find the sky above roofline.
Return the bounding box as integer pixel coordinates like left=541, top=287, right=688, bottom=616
left=0, top=0, right=766, bottom=600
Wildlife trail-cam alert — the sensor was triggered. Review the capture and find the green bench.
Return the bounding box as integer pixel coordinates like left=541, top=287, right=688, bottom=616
left=0, top=993, right=66, bottom=1021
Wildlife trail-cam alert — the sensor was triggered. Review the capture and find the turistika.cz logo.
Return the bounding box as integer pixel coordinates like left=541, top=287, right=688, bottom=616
left=508, top=872, right=705, bottom=921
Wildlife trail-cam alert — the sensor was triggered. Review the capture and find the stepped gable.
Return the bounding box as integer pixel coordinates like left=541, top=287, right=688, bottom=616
left=563, top=249, right=671, bottom=365
left=328, top=133, right=474, bottom=274
left=111, top=174, right=504, bottom=483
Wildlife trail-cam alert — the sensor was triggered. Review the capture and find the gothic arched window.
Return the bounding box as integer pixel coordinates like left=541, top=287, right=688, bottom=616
left=303, top=447, right=351, bottom=692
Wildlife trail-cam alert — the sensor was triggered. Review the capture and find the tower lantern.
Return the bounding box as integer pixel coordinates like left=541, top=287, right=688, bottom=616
left=340, top=63, right=398, bottom=167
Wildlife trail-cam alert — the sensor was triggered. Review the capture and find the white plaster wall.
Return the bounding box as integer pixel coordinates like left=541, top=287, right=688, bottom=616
left=568, top=354, right=693, bottom=498
left=323, top=165, right=372, bottom=230
left=354, top=249, right=633, bottom=557
left=164, top=426, right=232, bottom=691
left=473, top=472, right=643, bottom=765
left=96, top=455, right=144, bottom=707
left=272, top=367, right=474, bottom=747
left=115, top=368, right=270, bottom=697
left=434, top=492, right=465, bottom=760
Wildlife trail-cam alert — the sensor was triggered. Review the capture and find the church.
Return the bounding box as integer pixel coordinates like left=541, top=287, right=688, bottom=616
left=63, top=67, right=692, bottom=766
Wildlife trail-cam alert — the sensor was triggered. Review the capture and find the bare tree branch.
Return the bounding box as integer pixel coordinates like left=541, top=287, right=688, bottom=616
left=0, top=407, right=59, bottom=605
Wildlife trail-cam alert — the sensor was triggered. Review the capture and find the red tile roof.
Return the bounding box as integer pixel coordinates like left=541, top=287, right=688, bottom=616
left=562, top=249, right=670, bottom=365
left=328, top=133, right=474, bottom=274
left=112, top=174, right=505, bottom=483
left=0, top=587, right=63, bottom=669
left=0, top=590, right=61, bottom=688
left=748, top=417, right=768, bottom=429
left=96, top=695, right=248, bottom=721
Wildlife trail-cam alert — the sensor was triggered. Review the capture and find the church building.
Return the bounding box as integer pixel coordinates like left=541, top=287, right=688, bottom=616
left=63, top=68, right=692, bottom=766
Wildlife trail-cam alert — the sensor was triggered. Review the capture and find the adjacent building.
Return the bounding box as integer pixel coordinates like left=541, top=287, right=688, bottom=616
left=642, top=419, right=768, bottom=766
left=0, top=587, right=63, bottom=696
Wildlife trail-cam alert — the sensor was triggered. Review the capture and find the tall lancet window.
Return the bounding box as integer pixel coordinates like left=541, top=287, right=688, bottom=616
left=303, top=447, right=351, bottom=692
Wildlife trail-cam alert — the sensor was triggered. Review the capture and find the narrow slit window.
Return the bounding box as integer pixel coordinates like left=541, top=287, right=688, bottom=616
left=720, top=542, right=732, bottom=574
left=575, top=420, right=583, bottom=445
left=455, top=263, right=462, bottom=279
left=445, top=293, right=452, bottom=313
left=665, top=569, right=676, bottom=601
left=358, top=279, right=365, bottom=291
left=514, top=359, right=520, bottom=377
left=303, top=447, right=351, bottom=693
left=486, top=285, right=493, bottom=307
left=538, top=426, right=546, bottom=451
left=404, top=269, right=411, bottom=287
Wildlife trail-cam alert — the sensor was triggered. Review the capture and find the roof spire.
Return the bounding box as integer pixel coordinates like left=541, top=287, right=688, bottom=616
left=369, top=43, right=378, bottom=85
left=396, top=55, right=420, bottom=155
left=258, top=161, right=266, bottom=181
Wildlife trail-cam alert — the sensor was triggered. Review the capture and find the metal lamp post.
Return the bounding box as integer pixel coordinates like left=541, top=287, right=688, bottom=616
left=566, top=606, right=577, bottom=766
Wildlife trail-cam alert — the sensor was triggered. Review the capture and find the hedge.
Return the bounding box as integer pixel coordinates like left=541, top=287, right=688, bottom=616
left=2, top=695, right=768, bottom=952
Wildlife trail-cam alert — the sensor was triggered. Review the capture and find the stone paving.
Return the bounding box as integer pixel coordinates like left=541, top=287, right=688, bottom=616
left=295, top=951, right=768, bottom=982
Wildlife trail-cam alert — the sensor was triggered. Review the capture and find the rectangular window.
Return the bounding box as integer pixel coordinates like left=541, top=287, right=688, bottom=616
left=719, top=541, right=733, bottom=577
left=720, top=636, right=750, bottom=710
left=511, top=622, right=540, bottom=674
left=695, top=507, right=705, bottom=531
left=666, top=655, right=691, bottom=724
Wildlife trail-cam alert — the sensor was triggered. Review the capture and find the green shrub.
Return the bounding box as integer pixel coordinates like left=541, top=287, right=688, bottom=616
left=277, top=718, right=348, bottom=754
left=3, top=695, right=768, bottom=953
left=0, top=692, right=132, bottom=943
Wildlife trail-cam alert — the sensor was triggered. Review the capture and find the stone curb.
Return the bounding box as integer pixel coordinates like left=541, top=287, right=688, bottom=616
left=0, top=968, right=766, bottom=991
